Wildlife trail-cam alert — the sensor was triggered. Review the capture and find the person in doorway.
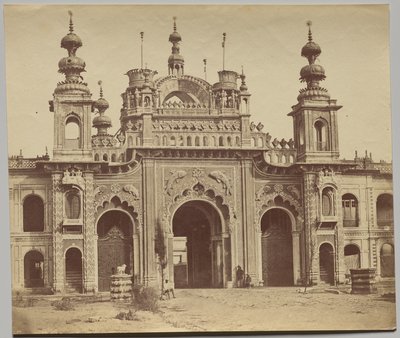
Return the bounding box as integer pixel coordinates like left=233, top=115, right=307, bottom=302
left=160, top=279, right=176, bottom=300
left=236, top=265, right=244, bottom=288
left=244, top=274, right=252, bottom=288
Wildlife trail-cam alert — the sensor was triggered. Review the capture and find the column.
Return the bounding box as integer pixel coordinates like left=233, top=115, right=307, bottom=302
left=52, top=173, right=64, bottom=292
left=142, top=158, right=157, bottom=286
left=292, top=231, right=301, bottom=285
left=83, top=172, right=97, bottom=293
left=303, top=172, right=318, bottom=285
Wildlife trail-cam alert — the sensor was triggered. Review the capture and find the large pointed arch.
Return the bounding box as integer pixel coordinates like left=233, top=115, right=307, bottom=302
left=155, top=75, right=212, bottom=107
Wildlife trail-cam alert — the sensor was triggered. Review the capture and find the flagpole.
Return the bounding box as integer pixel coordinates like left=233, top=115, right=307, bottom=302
left=222, top=33, right=226, bottom=70
left=140, top=32, right=144, bottom=69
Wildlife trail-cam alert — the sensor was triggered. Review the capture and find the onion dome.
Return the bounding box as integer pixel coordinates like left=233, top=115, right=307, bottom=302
left=239, top=67, right=248, bottom=92
left=300, top=64, right=326, bottom=82
left=168, top=17, right=184, bottom=76
left=299, top=21, right=327, bottom=87
left=93, top=81, right=112, bottom=134
left=58, top=56, right=86, bottom=72
left=169, top=16, right=182, bottom=43
left=93, top=81, right=109, bottom=112
left=56, top=11, right=88, bottom=89
left=61, top=11, right=83, bottom=57
left=93, top=114, right=112, bottom=126
left=301, top=21, right=321, bottom=62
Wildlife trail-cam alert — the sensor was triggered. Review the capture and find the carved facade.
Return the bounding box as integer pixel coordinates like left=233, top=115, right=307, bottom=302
left=8, top=15, right=394, bottom=293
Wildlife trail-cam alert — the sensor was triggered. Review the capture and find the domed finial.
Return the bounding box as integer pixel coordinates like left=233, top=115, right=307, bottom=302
left=306, top=20, right=313, bottom=42
left=173, top=16, right=177, bottom=32
left=240, top=65, right=248, bottom=92
left=98, top=80, right=103, bottom=98
left=68, top=10, right=74, bottom=33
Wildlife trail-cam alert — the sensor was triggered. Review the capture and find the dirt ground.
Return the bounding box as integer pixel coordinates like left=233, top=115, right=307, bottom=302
left=12, top=285, right=396, bottom=335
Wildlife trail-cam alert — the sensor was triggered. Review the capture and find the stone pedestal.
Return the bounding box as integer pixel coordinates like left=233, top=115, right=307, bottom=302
left=110, top=274, right=132, bottom=301
left=350, top=268, right=377, bottom=294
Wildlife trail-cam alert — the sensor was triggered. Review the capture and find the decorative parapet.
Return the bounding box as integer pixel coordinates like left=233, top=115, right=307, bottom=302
left=262, top=137, right=297, bottom=166
left=8, top=153, right=50, bottom=169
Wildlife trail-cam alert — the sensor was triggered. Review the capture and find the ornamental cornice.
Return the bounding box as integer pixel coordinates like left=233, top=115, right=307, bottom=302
left=137, top=148, right=256, bottom=160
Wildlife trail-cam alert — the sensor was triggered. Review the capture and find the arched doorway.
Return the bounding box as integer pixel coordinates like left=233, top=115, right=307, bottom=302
left=380, top=243, right=394, bottom=277
left=172, top=200, right=225, bottom=288
left=97, top=210, right=133, bottom=291
left=319, top=243, right=335, bottom=285
left=344, top=244, right=360, bottom=275
left=261, top=208, right=293, bottom=286
left=65, top=248, right=82, bottom=293
left=24, top=251, right=44, bottom=288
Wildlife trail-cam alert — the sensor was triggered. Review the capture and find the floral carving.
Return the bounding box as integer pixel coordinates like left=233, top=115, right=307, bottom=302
left=274, top=184, right=283, bottom=193
left=209, top=171, right=232, bottom=195
left=123, top=184, right=140, bottom=200
left=111, top=184, right=121, bottom=194
left=287, top=185, right=301, bottom=200
left=165, top=170, right=187, bottom=196
left=192, top=168, right=204, bottom=179
left=256, top=185, right=272, bottom=201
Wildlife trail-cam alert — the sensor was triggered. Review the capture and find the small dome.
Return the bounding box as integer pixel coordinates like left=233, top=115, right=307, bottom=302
left=93, top=114, right=111, bottom=126
left=168, top=53, right=184, bottom=63
left=61, top=32, right=83, bottom=51
left=169, top=31, right=182, bottom=43
left=58, top=56, right=85, bottom=71
left=301, top=41, right=321, bottom=59
left=300, top=64, right=326, bottom=81
left=93, top=97, right=109, bottom=111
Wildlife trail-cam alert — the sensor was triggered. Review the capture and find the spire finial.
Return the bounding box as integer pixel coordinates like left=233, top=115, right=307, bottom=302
left=140, top=31, right=144, bottom=69
left=306, top=20, right=313, bottom=42
left=68, top=10, right=74, bottom=33
left=203, top=59, right=207, bottom=81
left=98, top=80, right=103, bottom=98
left=173, top=16, right=177, bottom=32
left=222, top=32, right=227, bottom=70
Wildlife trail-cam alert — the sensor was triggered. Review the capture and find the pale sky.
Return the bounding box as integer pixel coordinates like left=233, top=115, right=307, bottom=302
left=4, top=4, right=392, bottom=161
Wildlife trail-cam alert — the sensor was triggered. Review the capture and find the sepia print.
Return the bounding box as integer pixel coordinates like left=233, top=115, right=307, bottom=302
left=4, top=4, right=395, bottom=335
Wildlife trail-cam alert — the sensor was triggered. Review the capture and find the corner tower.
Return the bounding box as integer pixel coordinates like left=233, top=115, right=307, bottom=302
left=49, top=12, right=93, bottom=161
left=288, top=22, right=342, bottom=163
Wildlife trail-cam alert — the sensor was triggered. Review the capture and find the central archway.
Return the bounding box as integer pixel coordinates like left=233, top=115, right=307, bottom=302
left=172, top=200, right=225, bottom=288
left=97, top=210, right=134, bottom=291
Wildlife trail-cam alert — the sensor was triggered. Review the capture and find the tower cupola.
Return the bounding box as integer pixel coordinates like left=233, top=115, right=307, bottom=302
left=168, top=17, right=184, bottom=76
left=93, top=81, right=112, bottom=136
left=297, top=21, right=330, bottom=101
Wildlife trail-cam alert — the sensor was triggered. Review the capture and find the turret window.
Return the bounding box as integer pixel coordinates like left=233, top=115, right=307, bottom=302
left=65, top=115, right=81, bottom=149
left=314, top=120, right=328, bottom=151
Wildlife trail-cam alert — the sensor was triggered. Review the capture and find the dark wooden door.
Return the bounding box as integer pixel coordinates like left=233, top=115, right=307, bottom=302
left=98, top=226, right=132, bottom=292
left=262, top=225, right=293, bottom=286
